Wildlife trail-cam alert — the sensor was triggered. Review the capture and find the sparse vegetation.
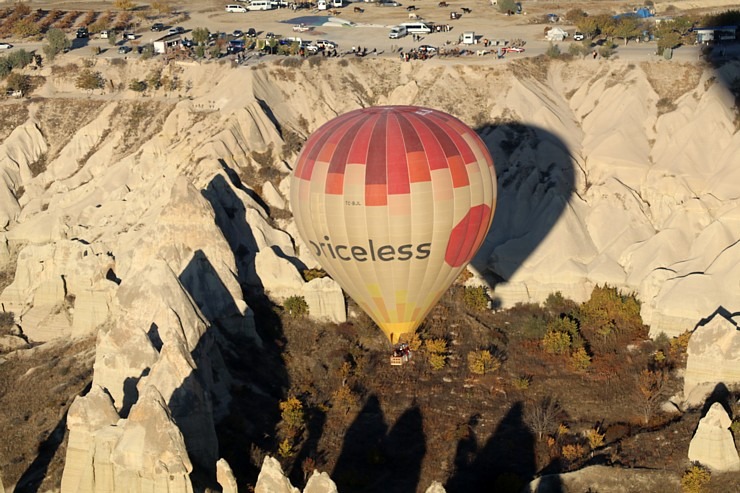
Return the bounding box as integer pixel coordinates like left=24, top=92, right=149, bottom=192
left=463, top=285, right=489, bottom=311
left=682, top=464, right=711, bottom=493
left=283, top=295, right=309, bottom=317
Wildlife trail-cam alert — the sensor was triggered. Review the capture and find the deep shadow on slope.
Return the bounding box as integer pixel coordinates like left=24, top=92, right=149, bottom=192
left=470, top=123, right=576, bottom=304
left=332, top=396, right=426, bottom=493
left=163, top=169, right=294, bottom=489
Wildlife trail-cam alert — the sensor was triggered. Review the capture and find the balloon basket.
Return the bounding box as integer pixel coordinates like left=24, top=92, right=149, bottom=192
left=390, top=342, right=412, bottom=366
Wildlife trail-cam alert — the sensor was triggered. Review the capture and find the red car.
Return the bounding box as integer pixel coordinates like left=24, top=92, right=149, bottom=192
left=504, top=46, right=525, bottom=53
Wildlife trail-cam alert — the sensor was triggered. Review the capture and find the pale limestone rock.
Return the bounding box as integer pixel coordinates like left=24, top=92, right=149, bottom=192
left=217, top=458, right=239, bottom=493
left=0, top=120, right=47, bottom=229
left=255, top=456, right=299, bottom=493
left=262, top=181, right=286, bottom=210
left=303, top=470, right=338, bottom=493
left=255, top=250, right=346, bottom=323
left=0, top=334, right=28, bottom=352
left=0, top=469, right=4, bottom=493
left=110, top=386, right=194, bottom=493
left=0, top=241, right=116, bottom=341
left=683, top=312, right=740, bottom=406
left=424, top=481, right=447, bottom=493
left=301, top=277, right=346, bottom=324
left=524, top=464, right=680, bottom=492
left=688, top=402, right=740, bottom=472
left=61, top=384, right=121, bottom=493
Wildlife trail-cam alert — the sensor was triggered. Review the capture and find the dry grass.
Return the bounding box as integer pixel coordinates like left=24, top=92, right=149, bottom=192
left=509, top=55, right=551, bottom=85
left=0, top=102, right=28, bottom=142
left=112, top=100, right=176, bottom=156
left=0, top=336, right=95, bottom=491
left=35, top=98, right=106, bottom=160
left=640, top=61, right=702, bottom=103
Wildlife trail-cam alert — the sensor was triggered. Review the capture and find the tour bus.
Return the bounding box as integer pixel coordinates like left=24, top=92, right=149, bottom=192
left=248, top=0, right=275, bottom=10
left=400, top=22, right=432, bottom=34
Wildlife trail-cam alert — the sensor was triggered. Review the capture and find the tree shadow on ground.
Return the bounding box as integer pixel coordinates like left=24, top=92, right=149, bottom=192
left=445, top=401, right=562, bottom=493
left=332, top=396, right=426, bottom=493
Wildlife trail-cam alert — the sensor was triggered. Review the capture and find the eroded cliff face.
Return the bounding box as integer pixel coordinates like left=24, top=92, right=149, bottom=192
left=0, top=55, right=738, bottom=491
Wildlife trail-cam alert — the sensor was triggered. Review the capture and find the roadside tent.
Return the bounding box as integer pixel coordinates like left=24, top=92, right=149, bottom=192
left=635, top=8, right=654, bottom=18
left=546, top=27, right=568, bottom=41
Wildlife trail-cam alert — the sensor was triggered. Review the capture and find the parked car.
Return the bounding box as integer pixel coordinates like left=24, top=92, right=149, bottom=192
left=315, top=39, right=337, bottom=50
left=418, top=44, right=437, bottom=53
left=76, top=27, right=89, bottom=38
left=233, top=30, right=244, bottom=38
left=379, top=0, right=401, bottom=5
left=182, top=38, right=194, bottom=48
left=151, top=23, right=165, bottom=32
left=123, top=32, right=136, bottom=40
left=0, top=42, right=12, bottom=50
left=118, top=45, right=132, bottom=54
left=503, top=46, right=525, bottom=53
left=168, top=26, right=185, bottom=35
left=246, top=28, right=257, bottom=38
left=573, top=31, right=584, bottom=41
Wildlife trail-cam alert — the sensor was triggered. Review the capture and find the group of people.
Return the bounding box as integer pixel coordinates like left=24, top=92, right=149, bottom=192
left=399, top=48, right=434, bottom=61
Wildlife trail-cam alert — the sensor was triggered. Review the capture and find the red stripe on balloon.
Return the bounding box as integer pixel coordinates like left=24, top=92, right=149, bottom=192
left=386, top=113, right=410, bottom=195
left=347, top=113, right=379, bottom=166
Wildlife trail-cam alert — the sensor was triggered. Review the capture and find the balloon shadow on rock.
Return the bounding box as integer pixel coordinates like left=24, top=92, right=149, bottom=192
left=332, top=396, right=426, bottom=493
left=445, top=401, right=562, bottom=493
left=469, top=123, right=576, bottom=300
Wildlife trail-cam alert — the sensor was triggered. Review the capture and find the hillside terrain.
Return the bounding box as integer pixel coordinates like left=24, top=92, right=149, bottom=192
left=0, top=45, right=738, bottom=492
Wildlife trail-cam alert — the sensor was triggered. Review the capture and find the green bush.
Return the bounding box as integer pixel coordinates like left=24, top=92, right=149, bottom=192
left=302, top=268, right=327, bottom=282
left=545, top=42, right=561, bottom=58
left=463, top=285, right=489, bottom=311
left=283, top=295, right=309, bottom=317
left=0, top=57, right=11, bottom=78
left=128, top=80, right=146, bottom=92
left=43, top=28, right=71, bottom=61
left=8, top=49, right=33, bottom=69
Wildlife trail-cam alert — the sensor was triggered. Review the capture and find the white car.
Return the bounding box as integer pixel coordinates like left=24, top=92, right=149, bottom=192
left=573, top=32, right=585, bottom=41
left=0, top=43, right=13, bottom=50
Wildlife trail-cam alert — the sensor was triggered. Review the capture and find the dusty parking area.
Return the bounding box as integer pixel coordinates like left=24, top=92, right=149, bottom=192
left=22, top=0, right=733, bottom=62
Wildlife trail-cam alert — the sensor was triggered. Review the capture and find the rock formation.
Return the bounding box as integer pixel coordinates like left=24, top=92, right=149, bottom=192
left=683, top=310, right=740, bottom=406
left=688, top=402, right=740, bottom=472
left=217, top=459, right=239, bottom=493
left=524, top=465, right=680, bottom=492
left=254, top=457, right=300, bottom=493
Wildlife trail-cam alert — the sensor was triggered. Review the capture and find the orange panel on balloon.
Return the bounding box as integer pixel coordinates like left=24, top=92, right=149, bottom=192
left=291, top=106, right=497, bottom=344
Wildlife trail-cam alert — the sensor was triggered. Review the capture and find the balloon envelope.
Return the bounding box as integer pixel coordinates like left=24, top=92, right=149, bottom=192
left=291, top=106, right=496, bottom=343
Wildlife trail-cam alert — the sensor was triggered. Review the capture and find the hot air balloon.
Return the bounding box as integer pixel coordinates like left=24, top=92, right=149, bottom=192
left=290, top=106, right=496, bottom=344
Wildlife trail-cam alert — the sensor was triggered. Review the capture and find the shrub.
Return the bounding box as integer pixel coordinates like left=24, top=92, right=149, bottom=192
left=76, top=69, right=104, bottom=92
left=561, top=443, right=586, bottom=461
left=585, top=428, right=605, bottom=450
left=463, top=285, right=489, bottom=311
left=670, top=330, right=691, bottom=357
left=5, top=72, right=30, bottom=95
left=283, top=295, right=309, bottom=318
left=542, top=330, right=571, bottom=355
left=279, top=396, right=305, bottom=432
left=8, top=49, right=33, bottom=69
left=43, top=28, right=71, bottom=61
left=128, top=79, right=146, bottom=92
left=282, top=128, right=304, bottom=156
left=13, top=18, right=40, bottom=38
left=598, top=44, right=615, bottom=59
left=0, top=57, right=11, bottom=78
left=467, top=350, right=501, bottom=375
left=278, top=438, right=294, bottom=458
left=681, top=464, right=710, bottom=493
left=302, top=269, right=327, bottom=282
left=545, top=42, right=561, bottom=58
left=425, top=338, right=448, bottom=370
left=569, top=347, right=591, bottom=371
left=512, top=376, right=531, bottom=390
left=0, top=311, right=14, bottom=336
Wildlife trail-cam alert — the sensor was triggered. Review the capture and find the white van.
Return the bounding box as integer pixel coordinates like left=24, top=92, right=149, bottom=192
left=225, top=4, right=247, bottom=12
left=317, top=0, right=328, bottom=10
left=389, top=26, right=407, bottom=39
left=248, top=0, right=275, bottom=10
left=332, top=0, right=343, bottom=6
left=400, top=22, right=432, bottom=34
